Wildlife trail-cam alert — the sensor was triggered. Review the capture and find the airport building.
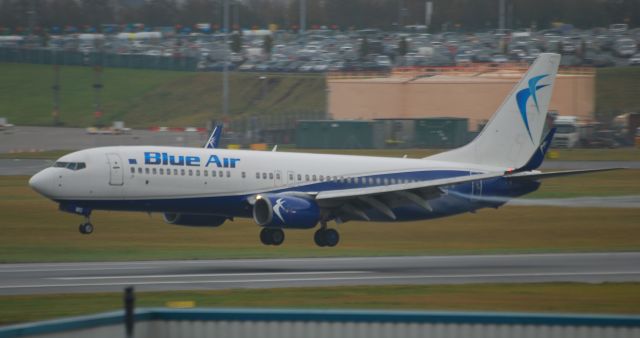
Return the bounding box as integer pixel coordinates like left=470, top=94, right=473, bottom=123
left=327, top=67, right=595, bottom=130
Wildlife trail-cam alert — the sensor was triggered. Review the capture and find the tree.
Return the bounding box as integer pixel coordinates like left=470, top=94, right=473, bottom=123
left=262, top=34, right=273, bottom=56
left=398, top=37, right=408, bottom=56
left=231, top=31, right=243, bottom=53
left=359, top=37, right=369, bottom=59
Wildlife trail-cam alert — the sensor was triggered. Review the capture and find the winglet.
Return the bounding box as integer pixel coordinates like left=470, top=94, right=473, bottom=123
left=514, top=127, right=556, bottom=172
left=204, top=124, right=223, bottom=149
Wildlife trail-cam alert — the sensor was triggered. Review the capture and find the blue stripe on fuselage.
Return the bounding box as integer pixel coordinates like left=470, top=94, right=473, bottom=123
left=56, top=170, right=541, bottom=222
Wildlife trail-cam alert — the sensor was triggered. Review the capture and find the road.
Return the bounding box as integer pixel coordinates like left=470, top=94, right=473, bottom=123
left=0, top=252, right=639, bottom=295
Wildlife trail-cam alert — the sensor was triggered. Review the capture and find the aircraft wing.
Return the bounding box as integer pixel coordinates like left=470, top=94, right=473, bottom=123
left=313, top=172, right=504, bottom=221
left=505, top=167, right=624, bottom=180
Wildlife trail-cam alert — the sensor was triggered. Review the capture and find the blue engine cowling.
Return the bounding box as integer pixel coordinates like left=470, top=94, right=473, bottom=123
left=252, top=194, right=320, bottom=229
left=163, top=213, right=226, bottom=227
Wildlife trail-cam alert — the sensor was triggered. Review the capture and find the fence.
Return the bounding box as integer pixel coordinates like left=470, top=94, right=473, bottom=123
left=0, top=48, right=198, bottom=71
left=1, top=308, right=639, bottom=338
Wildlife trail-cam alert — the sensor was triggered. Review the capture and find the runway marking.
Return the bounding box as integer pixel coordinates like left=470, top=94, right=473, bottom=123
left=2, top=252, right=638, bottom=270
left=51, top=271, right=369, bottom=280
left=2, top=270, right=640, bottom=290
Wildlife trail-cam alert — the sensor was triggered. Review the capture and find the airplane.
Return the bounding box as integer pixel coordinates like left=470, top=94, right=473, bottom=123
left=204, top=123, right=223, bottom=149
left=28, top=53, right=617, bottom=247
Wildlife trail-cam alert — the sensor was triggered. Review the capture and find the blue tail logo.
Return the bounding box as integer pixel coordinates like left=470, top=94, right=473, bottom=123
left=516, top=74, right=550, bottom=142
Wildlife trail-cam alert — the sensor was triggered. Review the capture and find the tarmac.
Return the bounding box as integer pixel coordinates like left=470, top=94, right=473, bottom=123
left=0, top=252, right=638, bottom=295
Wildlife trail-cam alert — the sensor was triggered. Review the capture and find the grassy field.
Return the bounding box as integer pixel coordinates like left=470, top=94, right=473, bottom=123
left=0, top=63, right=325, bottom=127
left=2, top=62, right=640, bottom=128
left=596, top=67, right=640, bottom=120
left=1, top=283, right=639, bottom=324
left=1, top=168, right=639, bottom=263
left=1, top=147, right=639, bottom=161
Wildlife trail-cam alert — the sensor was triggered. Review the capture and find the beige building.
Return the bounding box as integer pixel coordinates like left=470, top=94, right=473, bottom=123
left=327, top=68, right=595, bottom=130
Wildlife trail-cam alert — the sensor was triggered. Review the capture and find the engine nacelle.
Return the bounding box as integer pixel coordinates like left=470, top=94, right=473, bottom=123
left=162, top=213, right=226, bottom=227
left=253, top=194, right=320, bottom=229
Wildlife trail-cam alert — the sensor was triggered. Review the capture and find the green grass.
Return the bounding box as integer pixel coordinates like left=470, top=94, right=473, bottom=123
left=2, top=147, right=639, bottom=161
left=596, top=67, right=640, bottom=120
left=1, top=169, right=639, bottom=263
left=0, top=63, right=325, bottom=128
left=1, top=283, right=639, bottom=324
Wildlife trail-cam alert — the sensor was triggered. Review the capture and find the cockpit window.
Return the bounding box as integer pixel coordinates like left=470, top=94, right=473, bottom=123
left=53, top=162, right=86, bottom=171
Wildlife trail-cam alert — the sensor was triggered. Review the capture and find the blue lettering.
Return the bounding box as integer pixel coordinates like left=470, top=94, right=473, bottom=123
left=169, top=154, right=184, bottom=165
left=230, top=158, right=240, bottom=168
left=186, top=156, right=200, bottom=166
left=144, top=152, right=161, bottom=165
left=206, top=155, right=223, bottom=168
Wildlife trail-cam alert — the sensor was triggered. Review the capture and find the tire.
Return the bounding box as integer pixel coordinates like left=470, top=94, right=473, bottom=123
left=270, top=229, right=285, bottom=246
left=260, top=228, right=273, bottom=245
left=80, top=223, right=93, bottom=235
left=314, top=229, right=327, bottom=247
left=324, top=229, right=340, bottom=247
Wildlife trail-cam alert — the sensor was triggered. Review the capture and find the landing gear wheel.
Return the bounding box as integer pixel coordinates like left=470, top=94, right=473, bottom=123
left=323, top=229, right=340, bottom=247
left=269, top=228, right=285, bottom=246
left=79, top=222, right=93, bottom=235
left=260, top=228, right=273, bottom=245
left=314, top=229, right=327, bottom=247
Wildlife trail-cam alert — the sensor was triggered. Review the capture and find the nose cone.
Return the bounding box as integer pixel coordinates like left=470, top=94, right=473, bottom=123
left=29, top=170, right=53, bottom=198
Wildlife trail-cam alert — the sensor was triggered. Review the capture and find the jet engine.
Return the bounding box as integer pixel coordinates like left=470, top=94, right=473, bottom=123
left=253, top=194, right=320, bottom=229
left=162, top=213, right=226, bottom=227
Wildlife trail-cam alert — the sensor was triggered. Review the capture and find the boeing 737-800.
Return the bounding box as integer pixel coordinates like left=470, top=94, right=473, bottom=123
left=28, top=53, right=615, bottom=247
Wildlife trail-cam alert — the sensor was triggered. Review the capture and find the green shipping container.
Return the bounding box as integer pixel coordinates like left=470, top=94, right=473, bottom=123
left=296, top=120, right=384, bottom=149
left=413, top=117, right=469, bottom=148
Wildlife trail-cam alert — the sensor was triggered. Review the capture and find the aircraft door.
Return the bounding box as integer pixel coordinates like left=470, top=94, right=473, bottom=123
left=106, top=153, right=124, bottom=186
left=274, top=170, right=282, bottom=187
left=287, top=171, right=296, bottom=185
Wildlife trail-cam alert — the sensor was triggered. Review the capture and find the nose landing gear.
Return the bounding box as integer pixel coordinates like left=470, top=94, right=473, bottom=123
left=78, top=216, right=93, bottom=235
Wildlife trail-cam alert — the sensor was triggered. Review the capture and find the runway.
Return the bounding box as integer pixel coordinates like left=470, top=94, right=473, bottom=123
left=1, top=252, right=639, bottom=295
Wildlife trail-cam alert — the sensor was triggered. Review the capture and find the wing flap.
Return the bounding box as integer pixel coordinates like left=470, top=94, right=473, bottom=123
left=315, top=172, right=503, bottom=201
left=506, top=167, right=624, bottom=180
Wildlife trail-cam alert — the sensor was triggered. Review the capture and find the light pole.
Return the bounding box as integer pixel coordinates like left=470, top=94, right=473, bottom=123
left=222, top=0, right=229, bottom=117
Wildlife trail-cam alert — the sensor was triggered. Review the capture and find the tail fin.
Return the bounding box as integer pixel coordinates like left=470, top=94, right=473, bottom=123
left=514, top=127, right=556, bottom=172
left=427, top=53, right=561, bottom=169
left=204, top=123, right=223, bottom=149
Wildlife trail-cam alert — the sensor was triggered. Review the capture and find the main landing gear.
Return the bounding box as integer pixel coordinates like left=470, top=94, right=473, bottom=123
left=260, top=227, right=285, bottom=246
left=78, top=216, right=93, bottom=235
left=314, top=222, right=339, bottom=247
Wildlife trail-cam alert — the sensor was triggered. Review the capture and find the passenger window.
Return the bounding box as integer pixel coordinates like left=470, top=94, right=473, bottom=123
left=289, top=173, right=294, bottom=181
left=226, top=171, right=230, bottom=178
left=255, top=172, right=259, bottom=179
left=145, top=168, right=150, bottom=174
left=130, top=167, right=135, bottom=174
left=305, top=174, right=310, bottom=181
left=312, top=175, right=317, bottom=181
left=204, top=170, right=208, bottom=177
left=159, top=168, right=164, bottom=175
left=297, top=174, right=302, bottom=181
left=269, top=173, right=274, bottom=180
left=214, top=171, right=218, bottom=177
left=219, top=170, right=224, bottom=178
left=174, top=169, right=178, bottom=175
left=181, top=169, right=185, bottom=176
left=188, top=169, right=193, bottom=176
left=262, top=173, right=267, bottom=179
left=196, top=170, right=200, bottom=176
left=152, top=168, right=157, bottom=175
left=167, top=169, right=171, bottom=176
left=276, top=173, right=281, bottom=180
left=138, top=167, right=142, bottom=174
left=242, top=172, right=246, bottom=178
